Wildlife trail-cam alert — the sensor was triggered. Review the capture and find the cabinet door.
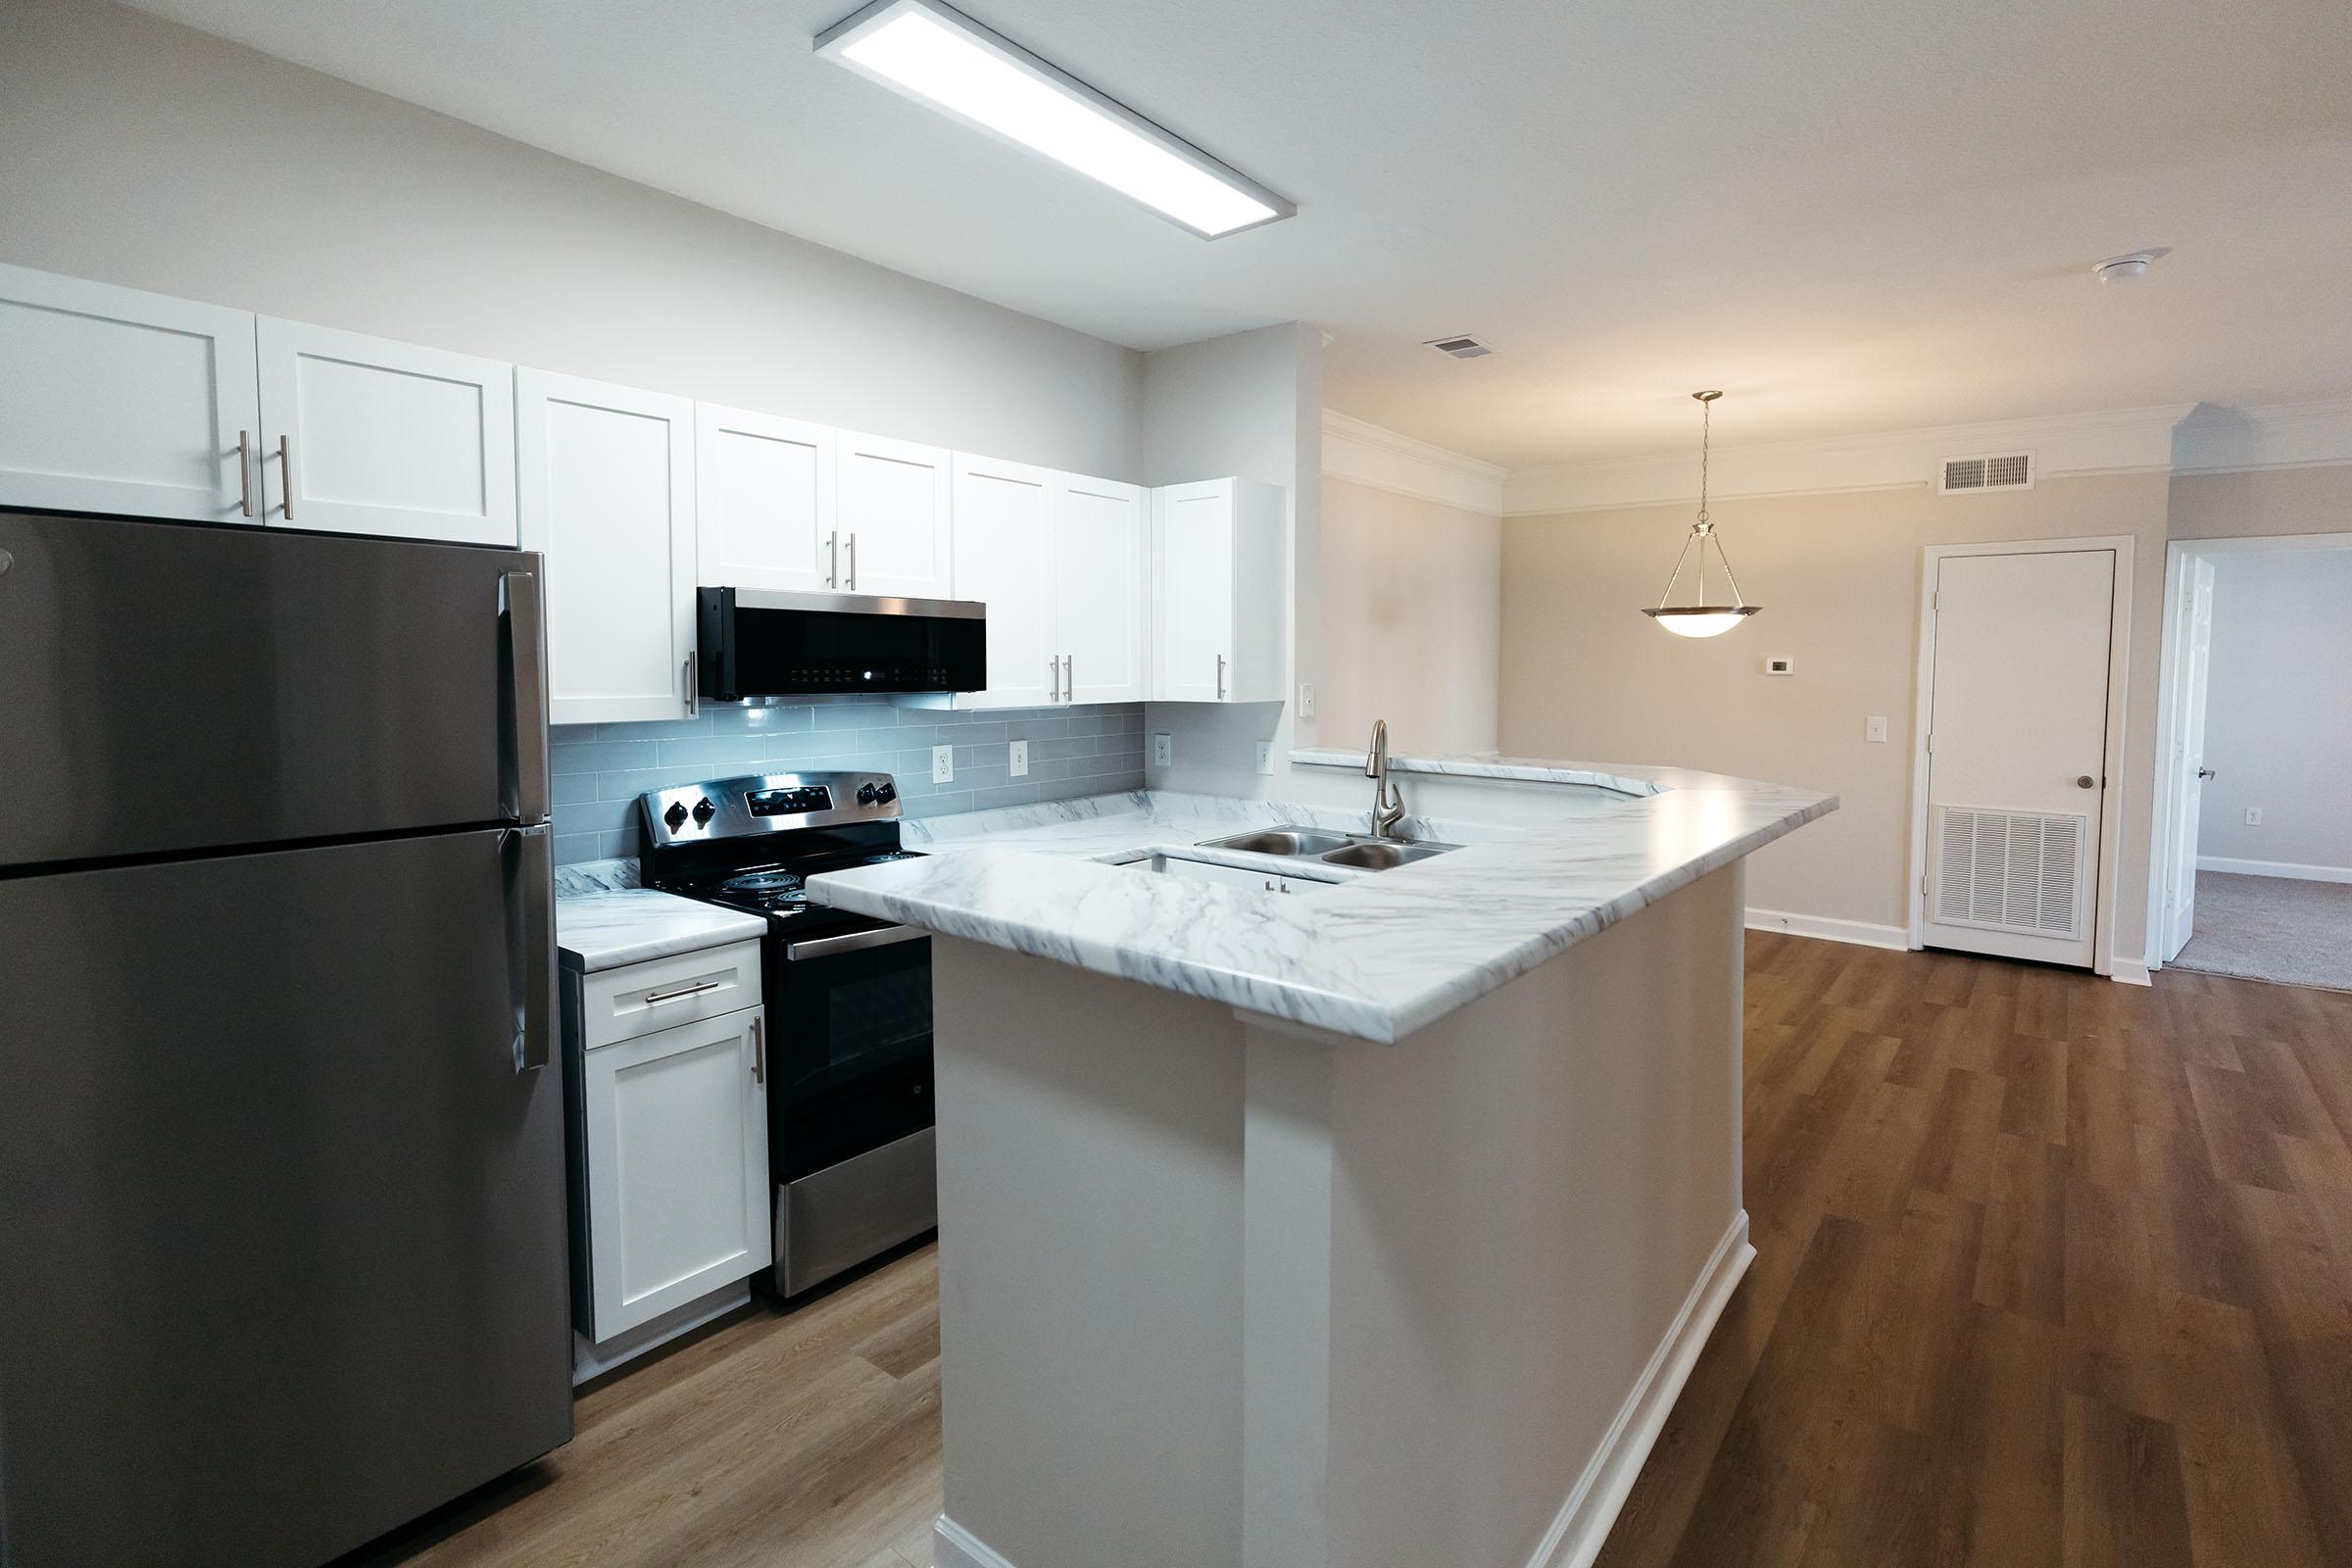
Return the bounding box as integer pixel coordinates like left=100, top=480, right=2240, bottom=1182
left=0, top=262, right=260, bottom=523
left=695, top=403, right=838, bottom=592
left=1055, top=473, right=1149, bottom=704
left=837, top=430, right=952, bottom=598
left=582, top=1007, right=771, bottom=1341
left=1152, top=479, right=1236, bottom=702
left=517, top=369, right=697, bottom=726
left=257, top=317, right=516, bottom=545
left=951, top=454, right=1055, bottom=709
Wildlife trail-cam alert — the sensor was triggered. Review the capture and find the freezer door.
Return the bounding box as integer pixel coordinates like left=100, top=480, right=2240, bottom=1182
left=0, top=511, right=549, bottom=868
left=0, top=825, right=569, bottom=1568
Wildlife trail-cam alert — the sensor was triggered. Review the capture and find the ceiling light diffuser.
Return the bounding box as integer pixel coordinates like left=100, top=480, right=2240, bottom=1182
left=815, top=0, right=1295, bottom=240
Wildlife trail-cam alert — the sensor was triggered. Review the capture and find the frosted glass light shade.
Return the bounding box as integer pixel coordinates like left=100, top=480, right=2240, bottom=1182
left=1642, top=606, right=1760, bottom=639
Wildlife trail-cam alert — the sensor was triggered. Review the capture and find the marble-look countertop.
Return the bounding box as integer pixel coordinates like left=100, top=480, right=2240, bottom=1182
left=1289, top=747, right=1664, bottom=796
left=556, top=887, right=765, bottom=973
left=811, top=765, right=1836, bottom=1044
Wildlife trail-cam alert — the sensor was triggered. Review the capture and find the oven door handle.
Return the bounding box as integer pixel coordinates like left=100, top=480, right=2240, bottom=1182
left=784, top=925, right=926, bottom=961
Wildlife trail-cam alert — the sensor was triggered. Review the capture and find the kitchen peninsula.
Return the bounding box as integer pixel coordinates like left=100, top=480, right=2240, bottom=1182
left=811, top=759, right=1835, bottom=1568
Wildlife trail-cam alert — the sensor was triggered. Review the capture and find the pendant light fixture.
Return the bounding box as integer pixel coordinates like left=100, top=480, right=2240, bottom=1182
left=1642, top=390, right=1760, bottom=638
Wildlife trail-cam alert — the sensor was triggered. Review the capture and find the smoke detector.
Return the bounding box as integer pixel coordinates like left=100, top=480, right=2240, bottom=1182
left=1424, top=334, right=1494, bottom=360
left=2092, top=250, right=2164, bottom=283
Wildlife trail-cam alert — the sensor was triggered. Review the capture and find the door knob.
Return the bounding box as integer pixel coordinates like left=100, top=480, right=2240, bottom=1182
left=2196, top=766, right=2216, bottom=780
left=2075, top=775, right=2096, bottom=789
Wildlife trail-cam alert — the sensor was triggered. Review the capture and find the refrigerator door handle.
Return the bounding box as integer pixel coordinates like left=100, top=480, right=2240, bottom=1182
left=500, top=570, right=551, bottom=824
left=504, top=824, right=555, bottom=1074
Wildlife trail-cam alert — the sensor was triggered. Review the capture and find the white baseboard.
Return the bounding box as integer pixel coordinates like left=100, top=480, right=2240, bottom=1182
left=1744, top=907, right=1909, bottom=951
left=2196, top=855, right=2352, bottom=885
left=2110, top=958, right=2153, bottom=987
left=934, top=1514, right=1016, bottom=1568
left=1524, top=1212, right=1757, bottom=1568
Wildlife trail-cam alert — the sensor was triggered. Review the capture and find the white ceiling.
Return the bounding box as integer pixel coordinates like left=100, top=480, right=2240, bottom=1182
left=126, top=0, right=2352, bottom=470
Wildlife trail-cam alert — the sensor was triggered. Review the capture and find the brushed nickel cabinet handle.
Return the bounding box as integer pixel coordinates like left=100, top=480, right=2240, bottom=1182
left=277, top=434, right=294, bottom=519
left=752, top=1015, right=765, bottom=1085
left=642, top=978, right=721, bottom=1005
left=683, top=654, right=697, bottom=716
left=237, top=430, right=253, bottom=517
left=846, top=531, right=857, bottom=590
left=1050, top=656, right=1060, bottom=702
left=1216, top=653, right=1227, bottom=700
left=1063, top=653, right=1073, bottom=702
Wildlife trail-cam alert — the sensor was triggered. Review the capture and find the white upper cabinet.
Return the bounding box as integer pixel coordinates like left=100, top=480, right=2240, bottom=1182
left=257, top=318, right=515, bottom=546
left=517, top=369, right=697, bottom=727
left=695, top=403, right=838, bottom=593
left=0, top=263, right=260, bottom=524
left=1152, top=477, right=1286, bottom=704
left=836, top=430, right=952, bottom=599
left=951, top=454, right=1056, bottom=710
left=1054, top=475, right=1150, bottom=705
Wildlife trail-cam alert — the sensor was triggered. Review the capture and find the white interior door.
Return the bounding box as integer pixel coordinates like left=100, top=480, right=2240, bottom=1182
left=1921, top=548, right=2116, bottom=967
left=951, top=454, right=1054, bottom=709
left=0, top=263, right=260, bottom=523
left=1153, top=480, right=1235, bottom=703
left=258, top=318, right=515, bottom=545
left=1055, top=474, right=1149, bottom=705
left=517, top=369, right=697, bottom=726
left=2163, top=557, right=2216, bottom=960
left=582, top=1008, right=770, bottom=1341
left=695, top=403, right=837, bottom=592
left=837, top=430, right=951, bottom=598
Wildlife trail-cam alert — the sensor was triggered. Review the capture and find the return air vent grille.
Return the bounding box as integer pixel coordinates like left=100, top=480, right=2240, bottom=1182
left=1424, top=334, right=1494, bottom=360
left=1934, top=806, right=2083, bottom=938
left=1939, top=451, right=2034, bottom=494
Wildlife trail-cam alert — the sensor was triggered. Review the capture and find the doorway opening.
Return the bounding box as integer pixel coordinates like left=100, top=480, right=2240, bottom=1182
left=2148, top=534, right=2352, bottom=992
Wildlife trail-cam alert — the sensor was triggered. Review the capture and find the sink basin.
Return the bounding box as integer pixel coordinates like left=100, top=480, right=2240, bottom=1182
left=1200, top=827, right=1355, bottom=858
left=1318, top=840, right=1456, bottom=870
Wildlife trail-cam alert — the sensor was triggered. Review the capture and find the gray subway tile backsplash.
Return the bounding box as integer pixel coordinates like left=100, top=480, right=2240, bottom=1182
left=548, top=701, right=1147, bottom=863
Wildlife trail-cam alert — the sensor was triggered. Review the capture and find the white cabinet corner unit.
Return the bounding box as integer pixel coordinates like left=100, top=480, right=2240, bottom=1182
left=0, top=263, right=515, bottom=545
left=1152, top=476, right=1286, bottom=704
left=565, top=940, right=770, bottom=1370
left=1, top=261, right=1293, bottom=714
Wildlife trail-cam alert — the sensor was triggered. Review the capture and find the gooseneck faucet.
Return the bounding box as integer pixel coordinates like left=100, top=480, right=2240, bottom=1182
left=1366, top=719, right=1406, bottom=840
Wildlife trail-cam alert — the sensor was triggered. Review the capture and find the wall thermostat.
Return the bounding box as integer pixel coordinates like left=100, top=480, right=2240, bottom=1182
left=1765, top=657, right=1794, bottom=676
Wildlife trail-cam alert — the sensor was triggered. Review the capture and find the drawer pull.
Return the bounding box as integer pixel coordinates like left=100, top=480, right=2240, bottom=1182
left=641, top=978, right=722, bottom=1005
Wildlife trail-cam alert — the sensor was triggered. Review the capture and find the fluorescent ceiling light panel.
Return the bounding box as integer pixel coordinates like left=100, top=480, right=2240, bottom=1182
left=815, top=0, right=1295, bottom=239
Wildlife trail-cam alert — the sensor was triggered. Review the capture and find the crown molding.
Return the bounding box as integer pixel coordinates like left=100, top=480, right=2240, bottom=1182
left=2172, top=398, right=2352, bottom=474
left=1501, top=404, right=2193, bottom=515
left=1321, top=409, right=1506, bottom=514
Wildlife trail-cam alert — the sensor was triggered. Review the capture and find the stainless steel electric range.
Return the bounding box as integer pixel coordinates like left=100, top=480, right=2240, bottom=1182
left=638, top=771, right=934, bottom=1297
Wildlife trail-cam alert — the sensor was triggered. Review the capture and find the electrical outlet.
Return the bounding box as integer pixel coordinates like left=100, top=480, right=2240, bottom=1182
left=932, top=744, right=954, bottom=784
left=1865, top=715, right=1888, bottom=743
left=1152, top=732, right=1174, bottom=768
left=2246, top=807, right=2263, bottom=826
left=1298, top=683, right=1316, bottom=717
left=1008, top=739, right=1028, bottom=777
left=1254, top=740, right=1274, bottom=774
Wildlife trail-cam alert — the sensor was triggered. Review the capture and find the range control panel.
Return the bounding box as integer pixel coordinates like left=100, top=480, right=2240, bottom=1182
left=638, top=771, right=901, bottom=848
left=748, top=785, right=834, bottom=817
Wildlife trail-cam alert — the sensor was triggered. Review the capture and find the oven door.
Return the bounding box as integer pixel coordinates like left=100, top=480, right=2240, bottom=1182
left=770, top=922, right=934, bottom=1183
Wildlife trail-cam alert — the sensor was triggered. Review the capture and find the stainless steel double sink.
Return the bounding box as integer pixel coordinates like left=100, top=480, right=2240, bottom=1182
left=1198, top=826, right=1462, bottom=870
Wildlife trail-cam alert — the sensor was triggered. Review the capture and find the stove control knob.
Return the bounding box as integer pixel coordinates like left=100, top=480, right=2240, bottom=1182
left=857, top=782, right=878, bottom=805
left=873, top=780, right=897, bottom=805
left=662, top=801, right=689, bottom=830
left=690, top=797, right=715, bottom=824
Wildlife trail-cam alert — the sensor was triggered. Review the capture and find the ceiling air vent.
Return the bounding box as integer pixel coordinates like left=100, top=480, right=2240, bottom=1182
left=1938, top=451, right=2034, bottom=494
left=1424, top=334, right=1494, bottom=360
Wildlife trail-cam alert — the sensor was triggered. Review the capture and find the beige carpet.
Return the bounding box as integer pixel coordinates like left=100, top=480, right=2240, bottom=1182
left=2170, top=871, right=2352, bottom=993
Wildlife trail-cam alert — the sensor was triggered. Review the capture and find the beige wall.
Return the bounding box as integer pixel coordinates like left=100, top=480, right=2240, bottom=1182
left=0, top=0, right=1144, bottom=479
left=1501, top=475, right=2175, bottom=953
left=1317, top=477, right=1501, bottom=755
left=2170, top=463, right=2352, bottom=541
left=2195, top=547, right=2352, bottom=872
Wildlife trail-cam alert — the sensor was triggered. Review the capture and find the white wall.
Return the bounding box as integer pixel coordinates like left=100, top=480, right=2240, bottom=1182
left=1317, top=476, right=1500, bottom=756
left=2195, top=548, right=2352, bottom=874
left=0, top=0, right=1143, bottom=479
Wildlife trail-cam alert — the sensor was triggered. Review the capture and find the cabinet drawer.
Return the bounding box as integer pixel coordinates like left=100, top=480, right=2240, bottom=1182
left=581, top=940, right=762, bottom=1050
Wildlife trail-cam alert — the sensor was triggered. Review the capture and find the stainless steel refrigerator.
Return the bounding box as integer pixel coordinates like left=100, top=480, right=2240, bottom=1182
left=0, top=511, right=571, bottom=1567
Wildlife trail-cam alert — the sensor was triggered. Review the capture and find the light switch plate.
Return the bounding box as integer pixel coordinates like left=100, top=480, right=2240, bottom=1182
left=932, top=744, right=954, bottom=783
left=1152, top=732, right=1174, bottom=768
left=1298, top=683, right=1316, bottom=717
left=1865, top=715, right=1888, bottom=743
left=1254, top=740, right=1273, bottom=774
left=1008, top=739, right=1028, bottom=777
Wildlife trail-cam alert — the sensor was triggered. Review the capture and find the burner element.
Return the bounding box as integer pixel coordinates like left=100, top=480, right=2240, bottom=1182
left=722, top=870, right=805, bottom=896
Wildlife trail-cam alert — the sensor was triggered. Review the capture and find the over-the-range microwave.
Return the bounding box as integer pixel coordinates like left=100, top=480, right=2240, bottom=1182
left=697, top=587, right=987, bottom=702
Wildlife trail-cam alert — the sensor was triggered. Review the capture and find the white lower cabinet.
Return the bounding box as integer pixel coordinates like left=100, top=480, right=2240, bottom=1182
left=579, top=1003, right=771, bottom=1345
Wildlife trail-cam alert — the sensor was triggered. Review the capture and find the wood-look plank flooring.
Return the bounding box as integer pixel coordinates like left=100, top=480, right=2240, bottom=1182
left=350, top=936, right=2352, bottom=1568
